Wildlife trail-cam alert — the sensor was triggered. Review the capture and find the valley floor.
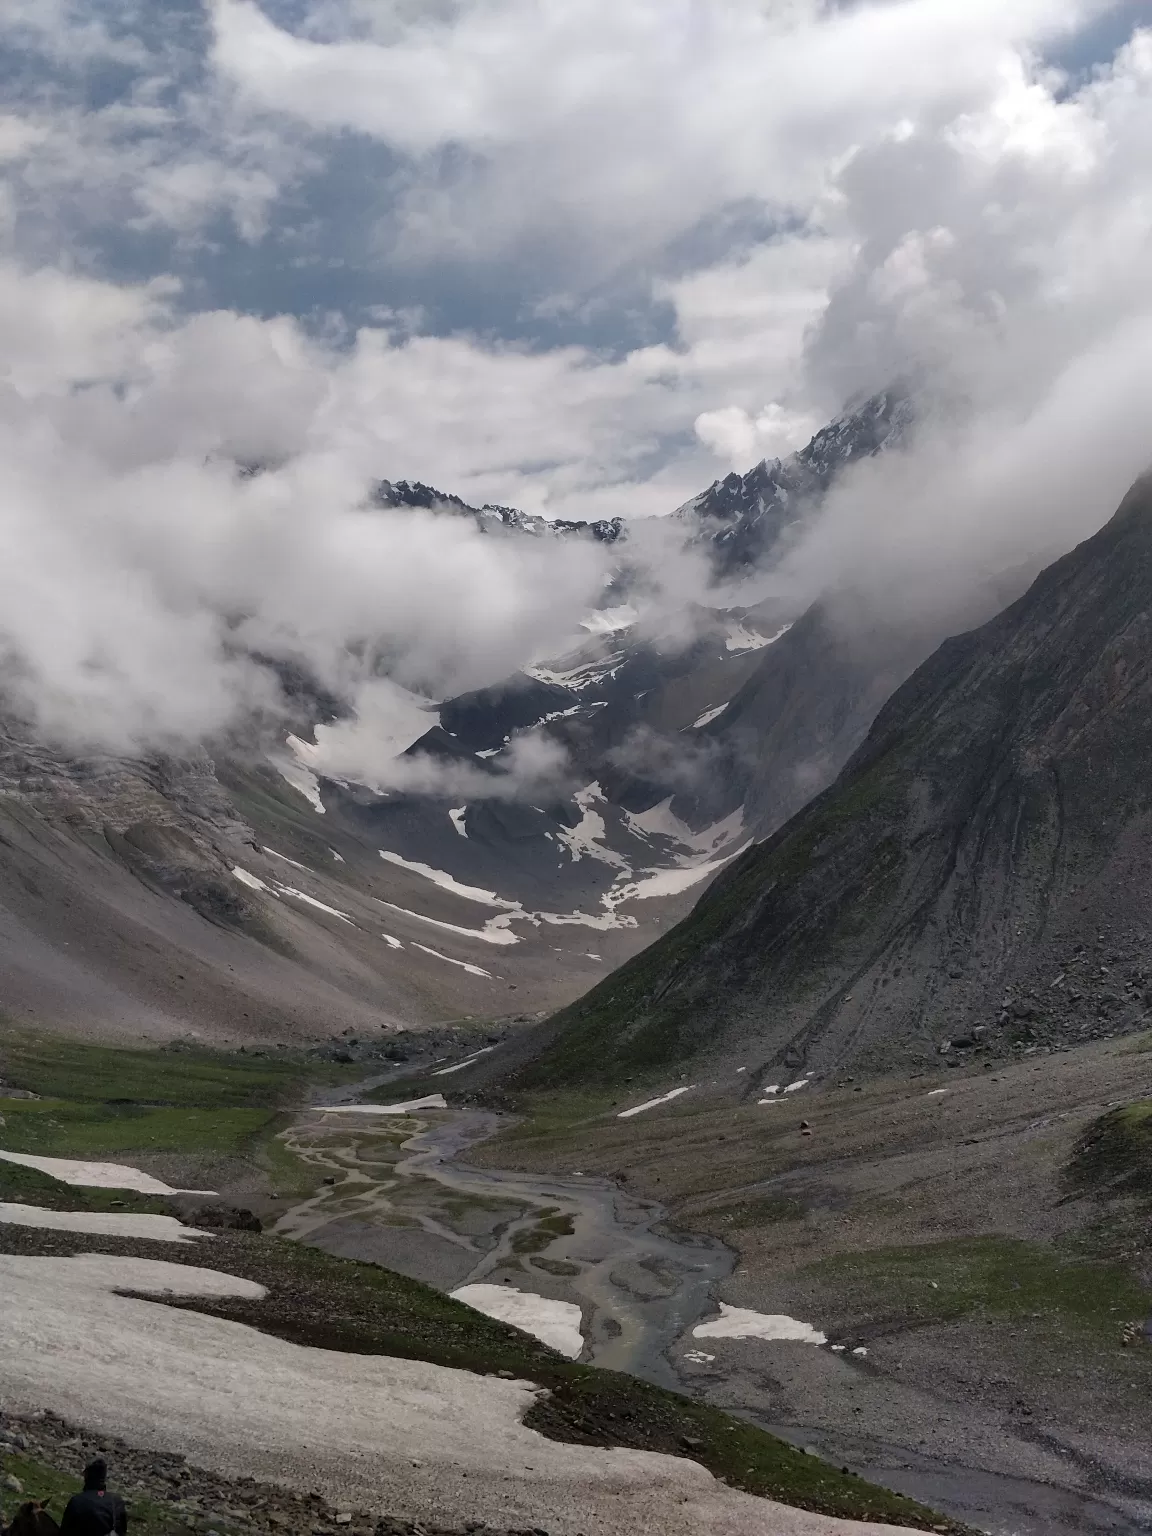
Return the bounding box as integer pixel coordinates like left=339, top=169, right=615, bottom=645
left=475, top=1036, right=1152, bottom=1535
left=0, top=1028, right=950, bottom=1536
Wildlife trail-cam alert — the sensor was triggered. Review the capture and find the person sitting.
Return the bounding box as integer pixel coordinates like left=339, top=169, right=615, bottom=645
left=58, top=1461, right=126, bottom=1536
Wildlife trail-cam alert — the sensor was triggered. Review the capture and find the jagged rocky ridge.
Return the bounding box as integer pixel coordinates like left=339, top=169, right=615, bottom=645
left=511, top=474, right=1152, bottom=1088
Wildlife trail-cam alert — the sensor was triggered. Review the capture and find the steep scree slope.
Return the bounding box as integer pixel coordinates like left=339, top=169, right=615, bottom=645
left=513, top=475, right=1152, bottom=1087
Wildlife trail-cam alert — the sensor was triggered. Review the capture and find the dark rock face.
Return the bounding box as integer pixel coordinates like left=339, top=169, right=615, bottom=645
left=665, top=602, right=933, bottom=839
left=517, top=475, right=1152, bottom=1086
left=377, top=390, right=910, bottom=575
left=373, top=480, right=623, bottom=544
left=679, top=389, right=912, bottom=578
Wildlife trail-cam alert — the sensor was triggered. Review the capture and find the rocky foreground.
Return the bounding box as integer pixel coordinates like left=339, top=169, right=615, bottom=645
left=0, top=1410, right=548, bottom=1536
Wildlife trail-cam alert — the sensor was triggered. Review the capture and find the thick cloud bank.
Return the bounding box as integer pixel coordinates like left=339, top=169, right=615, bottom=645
left=0, top=1, right=1150, bottom=770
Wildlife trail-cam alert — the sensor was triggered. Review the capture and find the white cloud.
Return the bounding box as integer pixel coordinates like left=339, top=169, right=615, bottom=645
left=0, top=0, right=1149, bottom=772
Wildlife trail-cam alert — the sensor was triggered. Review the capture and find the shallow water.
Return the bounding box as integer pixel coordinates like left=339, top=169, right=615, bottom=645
left=277, top=1104, right=732, bottom=1389
left=398, top=1110, right=734, bottom=1388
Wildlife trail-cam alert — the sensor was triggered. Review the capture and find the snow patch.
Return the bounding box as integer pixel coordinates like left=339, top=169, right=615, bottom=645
left=381, top=933, right=403, bottom=949
left=433, top=1047, right=497, bottom=1077
left=379, top=901, right=520, bottom=946
left=277, top=887, right=355, bottom=924
left=264, top=847, right=309, bottom=872
left=617, top=1086, right=695, bottom=1119
left=411, top=942, right=494, bottom=978
left=0, top=1204, right=207, bottom=1243
left=578, top=604, right=639, bottom=636
left=783, top=1078, right=810, bottom=1093
left=378, top=851, right=520, bottom=909
left=725, top=621, right=793, bottom=653
left=693, top=1305, right=826, bottom=1345
left=449, top=807, right=469, bottom=839
left=691, top=703, right=728, bottom=729
left=554, top=783, right=630, bottom=871
left=608, top=851, right=743, bottom=904
left=274, top=741, right=327, bottom=813
left=450, top=1284, right=583, bottom=1358
left=0, top=1254, right=883, bottom=1536
left=320, top=1095, right=448, bottom=1115
left=0, top=1151, right=215, bottom=1196
left=232, top=866, right=272, bottom=893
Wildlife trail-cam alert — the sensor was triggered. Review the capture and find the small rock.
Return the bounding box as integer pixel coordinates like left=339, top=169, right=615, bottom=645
left=335, top=1515, right=353, bottom=1526
left=4, top=1475, right=24, bottom=1494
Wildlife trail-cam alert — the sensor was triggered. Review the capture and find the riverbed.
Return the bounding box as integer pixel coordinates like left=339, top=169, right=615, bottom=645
left=274, top=1103, right=733, bottom=1390
left=270, top=1096, right=1152, bottom=1536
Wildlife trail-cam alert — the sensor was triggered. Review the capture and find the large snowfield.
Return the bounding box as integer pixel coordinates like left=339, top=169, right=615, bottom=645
left=0, top=1244, right=931, bottom=1536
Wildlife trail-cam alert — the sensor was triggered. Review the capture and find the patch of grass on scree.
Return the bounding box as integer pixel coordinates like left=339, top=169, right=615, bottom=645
left=0, top=1031, right=357, bottom=1162
left=1, top=1221, right=963, bottom=1534
left=0, top=1449, right=209, bottom=1536
left=807, top=1235, right=1152, bottom=1341
left=0, top=1156, right=170, bottom=1214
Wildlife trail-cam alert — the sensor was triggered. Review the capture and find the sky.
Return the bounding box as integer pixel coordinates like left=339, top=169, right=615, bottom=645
left=1, top=0, right=1151, bottom=754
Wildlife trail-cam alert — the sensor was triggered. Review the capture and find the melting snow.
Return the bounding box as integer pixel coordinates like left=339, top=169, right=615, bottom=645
left=449, top=807, right=469, bottom=839
left=411, top=942, right=494, bottom=978
left=692, top=703, right=729, bottom=730
left=578, top=605, right=639, bottom=636
left=379, top=900, right=520, bottom=946
left=320, top=1095, right=448, bottom=1115
left=0, top=1204, right=207, bottom=1243
left=277, top=887, right=355, bottom=924
left=275, top=741, right=327, bottom=813
left=617, top=1086, right=695, bottom=1119
left=527, top=653, right=626, bottom=691
left=5, top=1255, right=869, bottom=1536
left=692, top=1305, right=826, bottom=1345
left=608, top=852, right=745, bottom=904
left=264, top=847, right=309, bottom=872
left=554, top=783, right=630, bottom=870
left=624, top=802, right=746, bottom=865
left=381, top=933, right=403, bottom=949
left=450, top=1283, right=584, bottom=1358
left=378, top=851, right=520, bottom=909
left=232, top=866, right=272, bottom=893
left=330, top=848, right=345, bottom=862
left=0, top=1151, right=215, bottom=1196
left=725, top=621, right=793, bottom=653
left=433, top=1047, right=498, bottom=1077
left=683, top=1350, right=716, bottom=1364
left=783, top=1078, right=810, bottom=1093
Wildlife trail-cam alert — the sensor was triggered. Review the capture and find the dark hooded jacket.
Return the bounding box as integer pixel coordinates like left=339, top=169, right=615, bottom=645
left=58, top=1462, right=126, bottom=1536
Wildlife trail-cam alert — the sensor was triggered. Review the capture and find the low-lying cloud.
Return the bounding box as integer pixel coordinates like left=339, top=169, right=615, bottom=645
left=0, top=1, right=1151, bottom=799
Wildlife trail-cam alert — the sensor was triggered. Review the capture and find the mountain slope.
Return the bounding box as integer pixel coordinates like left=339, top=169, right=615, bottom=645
left=0, top=392, right=923, bottom=1047
left=512, top=474, right=1152, bottom=1088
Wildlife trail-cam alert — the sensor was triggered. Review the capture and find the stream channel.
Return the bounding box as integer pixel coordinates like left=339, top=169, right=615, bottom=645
left=274, top=1101, right=732, bottom=1391
left=271, top=1093, right=1151, bottom=1536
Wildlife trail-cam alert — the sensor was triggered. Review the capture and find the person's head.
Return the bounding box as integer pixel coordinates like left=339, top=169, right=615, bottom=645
left=81, top=1461, right=106, bottom=1493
